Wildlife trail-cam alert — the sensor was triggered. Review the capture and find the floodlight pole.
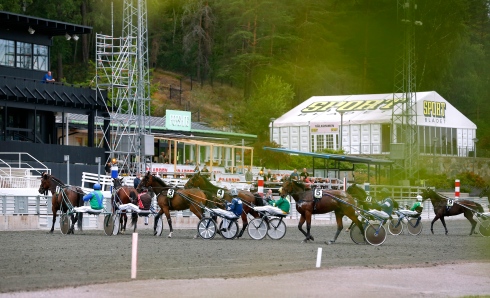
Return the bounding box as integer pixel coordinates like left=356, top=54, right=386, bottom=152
left=64, top=155, right=70, bottom=185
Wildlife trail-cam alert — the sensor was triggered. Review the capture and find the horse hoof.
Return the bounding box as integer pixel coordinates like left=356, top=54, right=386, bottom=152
left=345, top=229, right=350, bottom=233
left=325, top=240, right=334, bottom=245
left=431, top=230, right=434, bottom=234
left=310, top=236, right=315, bottom=241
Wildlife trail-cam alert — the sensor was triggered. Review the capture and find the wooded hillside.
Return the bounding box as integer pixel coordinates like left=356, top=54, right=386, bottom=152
left=2, top=0, right=489, bottom=153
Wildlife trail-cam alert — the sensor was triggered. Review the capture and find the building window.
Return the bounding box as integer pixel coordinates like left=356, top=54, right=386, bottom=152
left=325, top=134, right=334, bottom=149
left=317, top=135, right=325, bottom=151
left=16, top=41, right=32, bottom=69
left=0, top=39, right=15, bottom=67
left=33, top=44, right=48, bottom=71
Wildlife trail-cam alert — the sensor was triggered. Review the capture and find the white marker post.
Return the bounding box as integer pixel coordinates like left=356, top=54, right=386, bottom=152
left=131, top=233, right=138, bottom=279
left=316, top=247, right=322, bottom=268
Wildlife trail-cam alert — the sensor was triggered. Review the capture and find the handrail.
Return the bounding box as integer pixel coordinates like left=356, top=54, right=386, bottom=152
left=0, top=152, right=50, bottom=176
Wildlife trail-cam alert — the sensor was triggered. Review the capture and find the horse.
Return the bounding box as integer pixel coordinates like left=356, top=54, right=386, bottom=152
left=280, top=179, right=364, bottom=244
left=478, top=186, right=490, bottom=211
left=38, top=172, right=84, bottom=234
left=184, top=171, right=264, bottom=238
left=421, top=187, right=484, bottom=235
left=137, top=172, right=212, bottom=238
left=112, top=177, right=139, bottom=233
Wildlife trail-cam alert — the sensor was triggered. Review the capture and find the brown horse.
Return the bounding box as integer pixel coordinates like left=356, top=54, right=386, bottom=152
left=421, top=187, right=484, bottom=235
left=137, top=172, right=212, bottom=238
left=280, top=179, right=364, bottom=244
left=38, top=172, right=84, bottom=234
left=184, top=171, right=264, bottom=238
left=112, top=177, right=138, bottom=233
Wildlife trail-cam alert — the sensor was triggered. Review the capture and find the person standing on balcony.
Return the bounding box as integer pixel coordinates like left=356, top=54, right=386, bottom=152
left=42, top=71, right=55, bottom=83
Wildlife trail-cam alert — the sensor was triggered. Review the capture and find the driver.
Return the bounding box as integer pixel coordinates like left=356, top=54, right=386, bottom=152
left=377, top=188, right=394, bottom=218
left=410, top=195, right=424, bottom=213
left=226, top=188, right=243, bottom=217
left=82, top=183, right=104, bottom=210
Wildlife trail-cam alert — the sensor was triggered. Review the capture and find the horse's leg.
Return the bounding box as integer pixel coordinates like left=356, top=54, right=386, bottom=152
left=297, top=214, right=309, bottom=242
left=464, top=211, right=477, bottom=235
left=50, top=210, right=56, bottom=233
left=163, top=208, right=173, bottom=238
left=68, top=213, right=77, bottom=234
left=237, top=212, right=248, bottom=239
left=345, top=221, right=355, bottom=232
left=131, top=212, right=138, bottom=232
left=305, top=212, right=314, bottom=242
left=431, top=214, right=441, bottom=234
left=120, top=212, right=127, bottom=234
left=440, top=216, right=449, bottom=235
left=153, top=210, right=162, bottom=236
left=327, top=212, right=344, bottom=245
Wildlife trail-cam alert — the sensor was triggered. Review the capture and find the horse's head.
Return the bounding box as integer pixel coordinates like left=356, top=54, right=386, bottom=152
left=137, top=171, right=153, bottom=191
left=280, top=179, right=304, bottom=197
left=38, top=172, right=50, bottom=195
left=346, top=183, right=367, bottom=201
left=184, top=171, right=201, bottom=189
left=113, top=177, right=124, bottom=189
left=421, top=187, right=437, bottom=201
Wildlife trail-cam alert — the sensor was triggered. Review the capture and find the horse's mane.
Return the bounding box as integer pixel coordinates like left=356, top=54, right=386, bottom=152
left=291, top=180, right=306, bottom=190
left=151, top=174, right=172, bottom=188
left=47, top=174, right=66, bottom=187
left=200, top=174, right=220, bottom=190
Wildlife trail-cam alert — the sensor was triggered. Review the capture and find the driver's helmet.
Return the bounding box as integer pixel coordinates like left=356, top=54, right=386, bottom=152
left=93, top=183, right=101, bottom=190
left=416, top=195, right=423, bottom=202
left=230, top=188, right=239, bottom=196
left=380, top=188, right=390, bottom=197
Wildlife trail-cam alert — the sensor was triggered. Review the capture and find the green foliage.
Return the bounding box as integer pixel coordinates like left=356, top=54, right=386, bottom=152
left=237, top=75, right=294, bottom=140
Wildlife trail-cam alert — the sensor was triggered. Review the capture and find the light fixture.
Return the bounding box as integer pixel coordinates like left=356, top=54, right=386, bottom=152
left=65, top=33, right=71, bottom=40
left=28, top=26, right=35, bottom=34
left=72, top=34, right=79, bottom=41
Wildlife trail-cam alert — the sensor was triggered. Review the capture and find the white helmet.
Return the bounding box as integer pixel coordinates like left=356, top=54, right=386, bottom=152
left=416, top=195, right=423, bottom=202
left=230, top=188, right=238, bottom=196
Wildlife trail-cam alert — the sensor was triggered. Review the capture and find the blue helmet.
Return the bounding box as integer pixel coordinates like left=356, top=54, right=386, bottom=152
left=230, top=188, right=238, bottom=196
left=93, top=183, right=101, bottom=190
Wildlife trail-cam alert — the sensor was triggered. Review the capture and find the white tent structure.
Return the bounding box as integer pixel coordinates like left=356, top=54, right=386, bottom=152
left=270, top=91, right=477, bottom=157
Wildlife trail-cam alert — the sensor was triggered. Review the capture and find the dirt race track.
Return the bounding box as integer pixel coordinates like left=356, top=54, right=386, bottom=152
left=1, top=219, right=490, bottom=297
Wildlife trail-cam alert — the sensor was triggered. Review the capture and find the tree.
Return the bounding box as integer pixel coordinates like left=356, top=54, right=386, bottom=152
left=237, top=75, right=294, bottom=140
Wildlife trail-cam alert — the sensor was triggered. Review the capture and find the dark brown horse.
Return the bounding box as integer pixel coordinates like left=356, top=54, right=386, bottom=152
left=112, top=177, right=138, bottom=233
left=421, top=187, right=484, bottom=235
left=184, top=171, right=264, bottom=238
left=280, top=179, right=364, bottom=244
left=137, top=172, right=212, bottom=238
left=38, top=172, right=84, bottom=234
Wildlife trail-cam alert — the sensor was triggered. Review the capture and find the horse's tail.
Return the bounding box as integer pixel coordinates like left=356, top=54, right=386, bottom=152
left=131, top=212, right=138, bottom=227
left=474, top=201, right=484, bottom=213
left=77, top=190, right=84, bottom=230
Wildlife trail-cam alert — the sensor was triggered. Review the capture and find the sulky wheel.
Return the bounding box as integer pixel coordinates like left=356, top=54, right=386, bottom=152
left=477, top=218, right=490, bottom=237
left=60, top=213, right=71, bottom=235
left=365, top=224, right=387, bottom=246
left=197, top=218, right=217, bottom=240
left=103, top=214, right=114, bottom=236
left=155, top=216, right=164, bottom=236
left=407, top=218, right=423, bottom=236
left=387, top=219, right=403, bottom=236
left=247, top=218, right=268, bottom=240
left=349, top=223, right=366, bottom=245
left=219, top=219, right=239, bottom=240
left=267, top=218, right=287, bottom=240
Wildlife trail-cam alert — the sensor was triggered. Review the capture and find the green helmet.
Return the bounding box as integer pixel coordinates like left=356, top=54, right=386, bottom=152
left=381, top=188, right=390, bottom=196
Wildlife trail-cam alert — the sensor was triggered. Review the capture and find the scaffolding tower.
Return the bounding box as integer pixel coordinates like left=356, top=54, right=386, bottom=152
left=391, top=0, right=422, bottom=182
left=95, top=0, right=151, bottom=175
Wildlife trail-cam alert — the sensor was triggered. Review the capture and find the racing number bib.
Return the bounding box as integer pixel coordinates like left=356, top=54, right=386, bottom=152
left=167, top=188, right=175, bottom=198
left=314, top=188, right=322, bottom=199
left=447, top=199, right=454, bottom=207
